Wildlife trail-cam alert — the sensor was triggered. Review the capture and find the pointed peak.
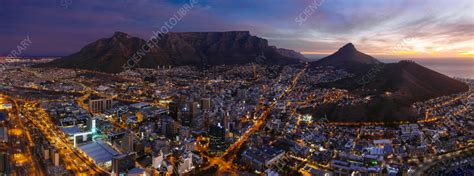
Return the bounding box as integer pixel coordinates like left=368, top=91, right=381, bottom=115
left=314, top=42, right=382, bottom=66
left=112, top=31, right=131, bottom=39
left=338, top=43, right=356, bottom=52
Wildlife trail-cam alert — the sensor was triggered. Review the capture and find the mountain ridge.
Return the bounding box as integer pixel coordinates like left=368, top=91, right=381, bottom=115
left=37, top=31, right=302, bottom=72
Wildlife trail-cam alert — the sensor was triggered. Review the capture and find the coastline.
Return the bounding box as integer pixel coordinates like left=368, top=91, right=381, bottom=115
left=305, top=55, right=474, bottom=79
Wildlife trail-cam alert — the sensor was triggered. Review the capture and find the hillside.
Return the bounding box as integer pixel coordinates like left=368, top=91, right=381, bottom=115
left=309, top=43, right=469, bottom=122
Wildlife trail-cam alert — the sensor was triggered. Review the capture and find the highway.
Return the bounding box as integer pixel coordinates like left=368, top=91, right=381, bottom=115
left=13, top=98, right=108, bottom=175
left=1, top=94, right=45, bottom=176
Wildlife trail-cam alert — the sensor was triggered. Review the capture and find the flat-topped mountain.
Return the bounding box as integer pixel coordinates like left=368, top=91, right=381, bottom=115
left=38, top=31, right=302, bottom=72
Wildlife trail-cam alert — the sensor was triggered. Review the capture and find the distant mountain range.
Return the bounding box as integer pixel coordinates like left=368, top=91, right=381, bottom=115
left=37, top=31, right=302, bottom=73
left=37, top=31, right=469, bottom=122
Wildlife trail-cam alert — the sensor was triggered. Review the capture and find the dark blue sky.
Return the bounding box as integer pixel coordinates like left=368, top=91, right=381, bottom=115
left=1, top=0, right=473, bottom=57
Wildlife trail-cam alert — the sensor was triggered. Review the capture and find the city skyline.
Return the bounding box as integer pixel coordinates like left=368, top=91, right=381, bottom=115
left=0, top=1, right=473, bottom=175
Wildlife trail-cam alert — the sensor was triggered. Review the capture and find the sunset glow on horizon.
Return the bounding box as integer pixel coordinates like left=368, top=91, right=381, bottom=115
left=0, top=0, right=473, bottom=59
left=460, top=51, right=474, bottom=57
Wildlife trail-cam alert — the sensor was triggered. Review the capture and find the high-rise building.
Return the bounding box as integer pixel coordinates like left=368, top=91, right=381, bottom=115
left=222, top=111, right=230, bottom=131
left=0, top=127, right=7, bottom=143
left=203, top=112, right=210, bottom=129
left=0, top=152, right=10, bottom=175
left=121, top=132, right=134, bottom=153
left=152, top=150, right=164, bottom=169
left=87, top=117, right=97, bottom=134
left=178, top=151, right=194, bottom=175
left=42, top=147, right=50, bottom=160
left=112, top=152, right=136, bottom=175
left=191, top=102, right=199, bottom=118
left=180, top=102, right=193, bottom=126
left=168, top=102, right=179, bottom=120
left=51, top=149, right=60, bottom=166
left=209, top=123, right=226, bottom=153
left=179, top=112, right=192, bottom=126
left=161, top=117, right=176, bottom=138
left=200, top=98, right=211, bottom=110
left=89, top=98, right=113, bottom=113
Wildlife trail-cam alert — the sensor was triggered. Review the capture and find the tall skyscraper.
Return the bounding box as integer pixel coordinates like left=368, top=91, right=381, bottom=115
left=161, top=117, right=176, bottom=138
left=121, top=132, right=134, bottom=153
left=203, top=112, right=210, bottom=129
left=168, top=101, right=179, bottom=120
left=180, top=102, right=193, bottom=126
left=87, top=117, right=97, bottom=134
left=222, top=111, right=230, bottom=131
left=209, top=123, right=226, bottom=153
left=222, top=111, right=230, bottom=138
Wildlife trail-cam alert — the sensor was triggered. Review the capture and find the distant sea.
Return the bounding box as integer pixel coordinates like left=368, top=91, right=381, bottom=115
left=305, top=54, right=474, bottom=79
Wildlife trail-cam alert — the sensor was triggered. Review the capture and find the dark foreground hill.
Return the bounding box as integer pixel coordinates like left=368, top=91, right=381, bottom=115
left=365, top=60, right=469, bottom=102
left=37, top=31, right=302, bottom=73
left=309, top=43, right=469, bottom=123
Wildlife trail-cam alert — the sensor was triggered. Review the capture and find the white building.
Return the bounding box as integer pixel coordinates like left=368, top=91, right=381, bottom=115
left=178, top=151, right=194, bottom=175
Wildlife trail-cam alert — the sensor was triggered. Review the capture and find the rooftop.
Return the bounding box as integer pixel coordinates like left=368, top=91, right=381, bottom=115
left=61, top=126, right=82, bottom=136
left=79, top=140, right=119, bottom=164
left=243, top=145, right=285, bottom=161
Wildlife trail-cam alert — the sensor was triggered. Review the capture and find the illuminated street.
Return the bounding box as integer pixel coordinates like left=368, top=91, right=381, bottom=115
left=16, top=99, right=107, bottom=175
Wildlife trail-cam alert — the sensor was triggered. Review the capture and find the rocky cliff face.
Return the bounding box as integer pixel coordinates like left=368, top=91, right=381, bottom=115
left=38, top=31, right=301, bottom=72
left=158, top=31, right=270, bottom=65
